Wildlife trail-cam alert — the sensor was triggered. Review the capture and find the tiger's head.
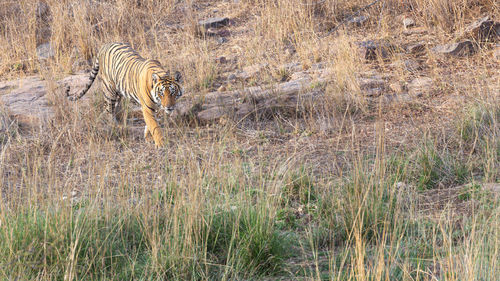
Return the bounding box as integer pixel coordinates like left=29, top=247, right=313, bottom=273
left=151, top=71, right=184, bottom=114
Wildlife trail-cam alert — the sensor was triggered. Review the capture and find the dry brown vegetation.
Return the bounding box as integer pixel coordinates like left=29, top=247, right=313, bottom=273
left=0, top=0, right=499, bottom=280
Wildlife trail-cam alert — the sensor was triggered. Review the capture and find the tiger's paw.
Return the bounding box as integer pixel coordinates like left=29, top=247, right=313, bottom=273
left=154, top=139, right=165, bottom=148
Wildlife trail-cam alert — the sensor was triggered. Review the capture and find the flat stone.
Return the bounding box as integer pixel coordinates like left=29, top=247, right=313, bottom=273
left=358, top=77, right=387, bottom=97
left=408, top=77, right=432, bottom=96
left=237, top=63, right=268, bottom=80
left=310, top=62, right=325, bottom=71
left=217, top=37, right=228, bottom=44
left=463, top=16, right=500, bottom=42
left=205, top=28, right=231, bottom=38
left=358, top=77, right=386, bottom=90
left=281, top=62, right=303, bottom=73
left=432, top=40, right=476, bottom=57
left=227, top=73, right=237, bottom=81
left=0, top=73, right=90, bottom=129
left=198, top=17, right=230, bottom=29
left=289, top=72, right=310, bottom=81
left=405, top=42, right=426, bottom=54
left=0, top=77, right=53, bottom=127
left=197, top=106, right=226, bottom=122
left=383, top=92, right=414, bottom=104
left=403, top=59, right=421, bottom=73
left=172, top=76, right=325, bottom=124
left=403, top=27, right=427, bottom=36
left=357, top=40, right=399, bottom=60
left=349, top=15, right=369, bottom=26
left=389, top=82, right=406, bottom=93
left=389, top=59, right=420, bottom=73
left=403, top=17, right=416, bottom=28
left=235, top=103, right=253, bottom=118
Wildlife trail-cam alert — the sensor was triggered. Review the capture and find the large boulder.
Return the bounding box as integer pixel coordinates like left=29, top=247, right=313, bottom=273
left=0, top=76, right=53, bottom=128
left=0, top=73, right=90, bottom=130
left=172, top=76, right=321, bottom=124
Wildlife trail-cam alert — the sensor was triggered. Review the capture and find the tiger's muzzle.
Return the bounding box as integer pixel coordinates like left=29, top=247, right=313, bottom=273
left=164, top=106, right=175, bottom=114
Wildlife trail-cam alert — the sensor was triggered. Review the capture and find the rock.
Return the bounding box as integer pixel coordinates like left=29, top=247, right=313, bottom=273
left=432, top=40, right=476, bottom=57
left=215, top=56, right=227, bottom=64
left=405, top=42, right=426, bottom=54
left=357, top=40, right=399, bottom=60
left=310, top=62, right=325, bottom=71
left=173, top=76, right=323, bottom=124
left=403, top=17, right=416, bottom=28
left=0, top=76, right=53, bottom=128
left=217, top=85, right=226, bottom=92
left=383, top=92, right=414, bottom=104
left=358, top=76, right=387, bottom=97
left=205, top=28, right=231, bottom=37
left=36, top=43, right=55, bottom=60
left=358, top=77, right=386, bottom=90
left=389, top=82, right=406, bottom=93
left=289, top=72, right=310, bottom=81
left=237, top=63, right=268, bottom=80
left=408, top=77, right=432, bottom=96
left=227, top=73, right=237, bottom=81
left=389, top=59, right=420, bottom=73
left=235, top=103, right=253, bottom=118
left=403, top=27, right=427, bottom=36
left=0, top=73, right=90, bottom=129
left=216, top=29, right=231, bottom=37
left=349, top=15, right=369, bottom=26
left=217, top=37, right=228, bottom=44
left=281, top=62, right=303, bottom=73
left=403, top=59, right=421, bottom=73
left=197, top=106, right=226, bottom=122
left=171, top=99, right=200, bottom=121
left=198, top=17, right=229, bottom=29
left=463, top=16, right=500, bottom=42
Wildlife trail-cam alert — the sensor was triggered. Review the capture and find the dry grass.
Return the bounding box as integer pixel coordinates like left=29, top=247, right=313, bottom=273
left=0, top=0, right=499, bottom=280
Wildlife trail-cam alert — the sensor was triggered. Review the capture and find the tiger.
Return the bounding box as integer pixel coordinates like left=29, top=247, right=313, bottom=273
left=66, top=42, right=184, bottom=147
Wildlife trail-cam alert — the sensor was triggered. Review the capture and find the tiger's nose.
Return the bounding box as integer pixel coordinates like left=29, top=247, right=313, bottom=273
left=165, top=106, right=175, bottom=114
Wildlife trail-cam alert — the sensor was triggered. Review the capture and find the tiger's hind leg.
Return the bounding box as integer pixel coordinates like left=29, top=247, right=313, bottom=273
left=102, top=86, right=122, bottom=124
left=102, top=87, right=129, bottom=140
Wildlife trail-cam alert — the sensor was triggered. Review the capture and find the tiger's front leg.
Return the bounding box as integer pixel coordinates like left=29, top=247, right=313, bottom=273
left=142, top=106, right=164, bottom=147
left=144, top=125, right=153, bottom=142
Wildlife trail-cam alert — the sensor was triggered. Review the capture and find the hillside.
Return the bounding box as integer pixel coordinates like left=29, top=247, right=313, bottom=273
left=0, top=0, right=499, bottom=280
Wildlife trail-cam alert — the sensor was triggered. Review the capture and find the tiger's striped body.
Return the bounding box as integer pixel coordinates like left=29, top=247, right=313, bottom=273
left=67, top=43, right=183, bottom=147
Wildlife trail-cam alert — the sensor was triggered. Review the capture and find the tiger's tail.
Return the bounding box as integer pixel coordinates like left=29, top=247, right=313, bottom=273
left=66, top=58, right=100, bottom=101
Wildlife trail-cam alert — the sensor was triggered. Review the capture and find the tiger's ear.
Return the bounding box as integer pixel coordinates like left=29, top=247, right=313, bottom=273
left=152, top=73, right=160, bottom=85
left=174, top=71, right=182, bottom=83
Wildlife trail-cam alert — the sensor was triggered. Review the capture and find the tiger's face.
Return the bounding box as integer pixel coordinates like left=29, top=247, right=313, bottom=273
left=152, top=71, right=183, bottom=114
